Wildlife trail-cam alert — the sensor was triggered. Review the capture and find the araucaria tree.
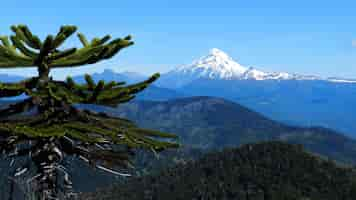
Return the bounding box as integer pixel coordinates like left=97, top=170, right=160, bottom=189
left=0, top=25, right=178, bottom=199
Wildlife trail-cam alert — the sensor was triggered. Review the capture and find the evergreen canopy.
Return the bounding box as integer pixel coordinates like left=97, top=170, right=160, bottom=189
left=0, top=25, right=178, bottom=199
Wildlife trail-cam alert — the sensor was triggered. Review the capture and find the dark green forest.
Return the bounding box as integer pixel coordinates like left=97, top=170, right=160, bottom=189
left=81, top=142, right=356, bottom=200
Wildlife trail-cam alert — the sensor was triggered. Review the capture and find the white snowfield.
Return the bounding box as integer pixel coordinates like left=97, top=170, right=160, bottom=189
left=169, top=48, right=356, bottom=83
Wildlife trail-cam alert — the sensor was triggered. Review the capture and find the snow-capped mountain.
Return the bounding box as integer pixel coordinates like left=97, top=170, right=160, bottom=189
left=167, top=48, right=320, bottom=81
left=157, top=48, right=355, bottom=88
left=174, top=48, right=247, bottom=80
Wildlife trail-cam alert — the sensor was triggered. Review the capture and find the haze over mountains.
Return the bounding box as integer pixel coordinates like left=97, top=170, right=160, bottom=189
left=2, top=54, right=356, bottom=198
left=75, top=96, right=356, bottom=198
left=1, top=48, right=356, bottom=138
left=3, top=95, right=356, bottom=198
left=84, top=96, right=356, bottom=165
left=155, top=49, right=356, bottom=138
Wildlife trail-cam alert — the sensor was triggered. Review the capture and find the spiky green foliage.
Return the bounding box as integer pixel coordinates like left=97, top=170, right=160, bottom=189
left=0, top=25, right=178, bottom=200
left=0, top=25, right=133, bottom=68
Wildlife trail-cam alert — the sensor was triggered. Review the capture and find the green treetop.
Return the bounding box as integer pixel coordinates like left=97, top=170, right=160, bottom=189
left=0, top=25, right=179, bottom=200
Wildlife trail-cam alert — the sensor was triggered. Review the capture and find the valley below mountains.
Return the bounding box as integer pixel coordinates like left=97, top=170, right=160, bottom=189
left=83, top=96, right=356, bottom=166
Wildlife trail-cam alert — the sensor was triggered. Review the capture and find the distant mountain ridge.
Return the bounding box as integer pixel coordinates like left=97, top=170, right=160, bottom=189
left=0, top=69, right=186, bottom=102
left=72, top=69, right=148, bottom=84
left=2, top=52, right=356, bottom=138
left=151, top=49, right=356, bottom=138
left=0, top=73, right=29, bottom=83
left=175, top=78, right=356, bottom=138
left=82, top=96, right=356, bottom=165
left=156, top=48, right=355, bottom=89
left=82, top=69, right=186, bottom=101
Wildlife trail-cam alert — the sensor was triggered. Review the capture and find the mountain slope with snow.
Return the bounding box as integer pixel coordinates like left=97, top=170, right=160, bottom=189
left=154, top=48, right=356, bottom=139
left=157, top=48, right=355, bottom=88
left=174, top=48, right=247, bottom=79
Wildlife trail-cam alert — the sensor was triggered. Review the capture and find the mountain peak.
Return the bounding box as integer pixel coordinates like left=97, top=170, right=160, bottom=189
left=208, top=48, right=231, bottom=59
left=174, top=48, right=248, bottom=79
left=166, top=48, right=324, bottom=82
left=159, top=48, right=356, bottom=89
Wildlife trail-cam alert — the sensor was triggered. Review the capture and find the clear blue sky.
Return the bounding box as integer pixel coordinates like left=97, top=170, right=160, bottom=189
left=1, top=0, right=356, bottom=79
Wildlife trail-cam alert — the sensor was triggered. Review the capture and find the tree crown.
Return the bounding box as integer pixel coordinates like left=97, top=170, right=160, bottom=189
left=0, top=25, right=178, bottom=199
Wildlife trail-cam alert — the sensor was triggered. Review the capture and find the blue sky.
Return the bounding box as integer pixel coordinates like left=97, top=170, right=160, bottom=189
left=1, top=0, right=356, bottom=79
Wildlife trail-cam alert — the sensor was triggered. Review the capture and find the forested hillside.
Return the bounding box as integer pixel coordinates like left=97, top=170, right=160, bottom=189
left=81, top=142, right=356, bottom=200
left=82, top=96, right=356, bottom=165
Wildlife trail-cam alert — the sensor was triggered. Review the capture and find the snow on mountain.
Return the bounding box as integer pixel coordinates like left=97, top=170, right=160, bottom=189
left=174, top=48, right=247, bottom=79
left=163, top=48, right=353, bottom=83
left=326, top=77, right=356, bottom=83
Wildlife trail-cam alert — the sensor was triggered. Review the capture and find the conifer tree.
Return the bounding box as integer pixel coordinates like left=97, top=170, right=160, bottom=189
left=0, top=25, right=178, bottom=199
